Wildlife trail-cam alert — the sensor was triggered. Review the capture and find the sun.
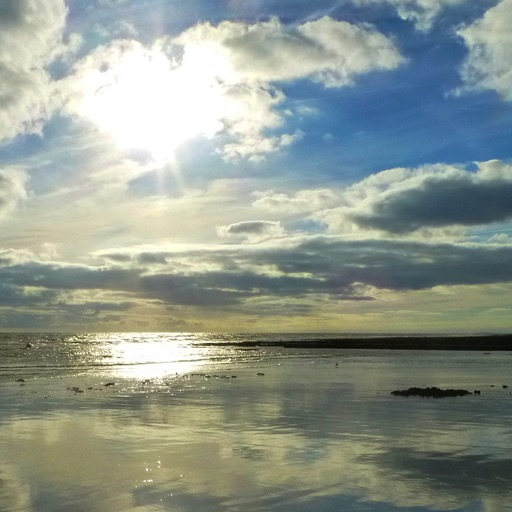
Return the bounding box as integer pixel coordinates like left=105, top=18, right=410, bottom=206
left=73, top=41, right=227, bottom=162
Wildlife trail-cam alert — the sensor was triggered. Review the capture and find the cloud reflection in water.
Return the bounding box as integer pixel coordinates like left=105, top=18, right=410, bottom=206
left=0, top=350, right=511, bottom=511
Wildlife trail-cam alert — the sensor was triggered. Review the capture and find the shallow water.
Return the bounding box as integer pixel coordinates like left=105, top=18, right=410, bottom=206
left=0, top=333, right=511, bottom=511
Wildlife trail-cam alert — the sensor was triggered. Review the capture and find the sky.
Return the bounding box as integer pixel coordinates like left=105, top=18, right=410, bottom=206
left=1, top=0, right=512, bottom=332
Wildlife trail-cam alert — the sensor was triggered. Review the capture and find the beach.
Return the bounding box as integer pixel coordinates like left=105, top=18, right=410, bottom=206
left=1, top=333, right=511, bottom=511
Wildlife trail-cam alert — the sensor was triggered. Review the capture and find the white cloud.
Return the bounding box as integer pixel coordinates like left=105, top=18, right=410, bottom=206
left=253, top=188, right=340, bottom=213
left=385, top=0, right=467, bottom=31
left=62, top=16, right=403, bottom=162
left=93, top=19, right=139, bottom=39
left=488, top=233, right=512, bottom=244
left=0, top=248, right=35, bottom=267
left=169, top=15, right=403, bottom=162
left=0, top=0, right=68, bottom=141
left=178, top=16, right=404, bottom=87
left=458, top=0, right=512, bottom=99
left=0, top=168, right=28, bottom=220
left=355, top=0, right=469, bottom=31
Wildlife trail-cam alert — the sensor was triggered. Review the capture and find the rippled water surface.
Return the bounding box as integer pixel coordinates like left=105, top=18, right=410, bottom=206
left=0, top=333, right=511, bottom=511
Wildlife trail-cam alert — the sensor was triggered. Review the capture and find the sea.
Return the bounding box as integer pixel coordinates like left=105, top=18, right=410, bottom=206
left=0, top=332, right=511, bottom=512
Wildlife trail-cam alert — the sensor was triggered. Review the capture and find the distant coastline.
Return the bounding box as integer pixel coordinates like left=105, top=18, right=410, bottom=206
left=199, top=334, right=512, bottom=351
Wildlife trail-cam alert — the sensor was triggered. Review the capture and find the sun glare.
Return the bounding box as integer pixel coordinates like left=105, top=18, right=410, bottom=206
left=109, top=337, right=201, bottom=380
left=75, top=43, right=228, bottom=163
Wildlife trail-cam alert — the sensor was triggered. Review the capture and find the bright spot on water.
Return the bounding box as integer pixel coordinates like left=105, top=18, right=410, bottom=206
left=107, top=334, right=204, bottom=380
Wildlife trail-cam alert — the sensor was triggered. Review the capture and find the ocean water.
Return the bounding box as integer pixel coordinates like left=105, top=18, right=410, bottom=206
left=0, top=332, right=511, bottom=512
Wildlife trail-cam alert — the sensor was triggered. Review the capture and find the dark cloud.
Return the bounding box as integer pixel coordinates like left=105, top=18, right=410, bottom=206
left=0, top=279, right=136, bottom=329
left=139, top=273, right=248, bottom=306
left=0, top=283, right=57, bottom=307
left=224, top=221, right=275, bottom=235
left=0, top=1, right=23, bottom=23
left=218, top=220, right=283, bottom=238
left=298, top=162, right=512, bottom=235
left=1, top=236, right=512, bottom=321
left=262, top=237, right=512, bottom=291
left=0, top=0, right=47, bottom=26
left=0, top=262, right=138, bottom=291
left=353, top=175, right=512, bottom=233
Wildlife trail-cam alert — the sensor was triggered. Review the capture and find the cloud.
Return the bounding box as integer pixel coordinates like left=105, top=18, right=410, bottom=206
left=63, top=16, right=403, bottom=162
left=2, top=235, right=512, bottom=322
left=383, top=0, right=468, bottom=31
left=179, top=16, right=404, bottom=87
left=0, top=248, right=35, bottom=266
left=351, top=0, right=469, bottom=31
left=458, top=0, right=512, bottom=99
left=488, top=233, right=512, bottom=244
left=253, top=189, right=339, bottom=214
left=371, top=448, right=512, bottom=498
left=0, top=0, right=68, bottom=141
left=217, top=220, right=285, bottom=241
left=239, top=236, right=512, bottom=293
left=346, top=161, right=512, bottom=234
left=257, top=160, right=512, bottom=235
left=0, top=168, right=28, bottom=220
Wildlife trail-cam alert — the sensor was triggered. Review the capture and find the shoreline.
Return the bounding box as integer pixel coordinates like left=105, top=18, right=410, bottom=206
left=198, top=334, right=512, bottom=351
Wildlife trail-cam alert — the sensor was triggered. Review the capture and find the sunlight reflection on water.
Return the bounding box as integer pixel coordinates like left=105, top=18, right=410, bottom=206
left=108, top=337, right=204, bottom=379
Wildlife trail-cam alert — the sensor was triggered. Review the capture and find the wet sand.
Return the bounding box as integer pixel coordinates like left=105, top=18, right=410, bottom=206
left=1, top=339, right=512, bottom=511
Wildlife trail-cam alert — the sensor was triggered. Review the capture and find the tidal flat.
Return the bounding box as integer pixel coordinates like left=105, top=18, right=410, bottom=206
left=0, top=333, right=511, bottom=511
